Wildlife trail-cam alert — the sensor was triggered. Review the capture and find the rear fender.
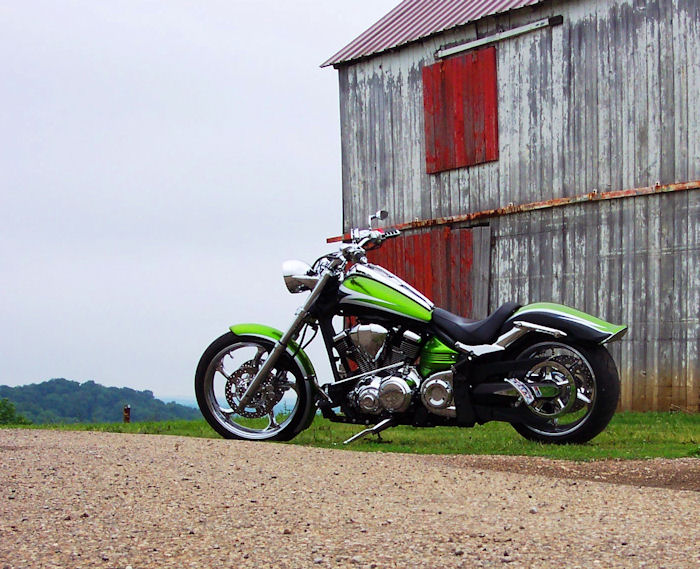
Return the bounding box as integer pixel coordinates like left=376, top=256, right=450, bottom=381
left=502, top=303, right=627, bottom=345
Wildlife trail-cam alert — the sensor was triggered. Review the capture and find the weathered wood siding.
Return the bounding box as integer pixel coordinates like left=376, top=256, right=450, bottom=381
left=339, top=0, right=699, bottom=228
left=489, top=192, right=699, bottom=412
left=337, top=0, right=700, bottom=411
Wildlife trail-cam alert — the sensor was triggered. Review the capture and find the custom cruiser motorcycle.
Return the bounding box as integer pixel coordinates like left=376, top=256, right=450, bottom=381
left=195, top=211, right=627, bottom=445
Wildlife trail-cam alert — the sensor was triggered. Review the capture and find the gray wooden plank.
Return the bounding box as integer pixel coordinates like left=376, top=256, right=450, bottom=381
left=657, top=0, right=676, bottom=185
left=687, top=190, right=700, bottom=411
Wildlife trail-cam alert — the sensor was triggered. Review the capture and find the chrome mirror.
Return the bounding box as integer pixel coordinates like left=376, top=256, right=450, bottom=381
left=369, top=209, right=389, bottom=227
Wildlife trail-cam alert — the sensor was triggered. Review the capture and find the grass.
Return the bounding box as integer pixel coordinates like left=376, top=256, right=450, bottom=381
left=291, top=412, right=700, bottom=460
left=6, top=411, right=698, bottom=461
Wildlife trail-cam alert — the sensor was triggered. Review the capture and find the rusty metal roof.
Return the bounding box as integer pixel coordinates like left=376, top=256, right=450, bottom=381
left=321, top=0, right=543, bottom=68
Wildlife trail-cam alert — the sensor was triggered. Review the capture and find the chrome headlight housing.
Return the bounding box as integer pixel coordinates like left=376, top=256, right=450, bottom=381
left=282, top=260, right=318, bottom=293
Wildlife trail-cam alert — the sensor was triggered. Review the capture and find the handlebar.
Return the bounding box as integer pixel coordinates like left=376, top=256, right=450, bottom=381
left=314, top=226, right=401, bottom=271
left=350, top=227, right=401, bottom=247
left=339, top=227, right=401, bottom=264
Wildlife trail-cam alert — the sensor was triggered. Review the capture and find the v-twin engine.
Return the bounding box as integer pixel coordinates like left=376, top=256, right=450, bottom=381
left=334, top=325, right=422, bottom=374
left=337, top=323, right=457, bottom=418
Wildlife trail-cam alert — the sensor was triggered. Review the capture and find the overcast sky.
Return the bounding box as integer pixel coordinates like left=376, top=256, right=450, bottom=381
left=0, top=0, right=398, bottom=400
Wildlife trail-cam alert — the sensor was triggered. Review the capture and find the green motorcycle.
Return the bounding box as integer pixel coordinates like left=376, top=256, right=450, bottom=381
left=195, top=210, right=627, bottom=444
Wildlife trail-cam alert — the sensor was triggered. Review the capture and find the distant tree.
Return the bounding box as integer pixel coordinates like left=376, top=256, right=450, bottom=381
left=0, top=379, right=201, bottom=424
left=0, top=398, right=31, bottom=425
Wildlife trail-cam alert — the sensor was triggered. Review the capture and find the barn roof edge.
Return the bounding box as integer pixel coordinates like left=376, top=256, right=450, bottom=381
left=321, top=0, right=546, bottom=69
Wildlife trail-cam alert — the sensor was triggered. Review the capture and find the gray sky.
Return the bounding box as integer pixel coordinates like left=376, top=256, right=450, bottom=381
left=0, top=0, right=398, bottom=400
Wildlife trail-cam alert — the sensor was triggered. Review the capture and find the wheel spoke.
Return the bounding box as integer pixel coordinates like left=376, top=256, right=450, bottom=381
left=253, top=346, right=267, bottom=367
left=577, top=391, right=592, bottom=404
left=277, top=378, right=296, bottom=391
left=216, top=361, right=233, bottom=381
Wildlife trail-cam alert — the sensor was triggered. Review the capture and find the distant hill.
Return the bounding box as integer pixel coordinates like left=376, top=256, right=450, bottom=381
left=0, top=379, right=202, bottom=424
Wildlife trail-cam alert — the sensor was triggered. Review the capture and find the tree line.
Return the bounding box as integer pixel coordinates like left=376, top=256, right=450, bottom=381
left=0, top=378, right=201, bottom=424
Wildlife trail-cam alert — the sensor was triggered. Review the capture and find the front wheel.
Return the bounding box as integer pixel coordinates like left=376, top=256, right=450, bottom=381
left=195, top=332, right=312, bottom=441
left=509, top=340, right=620, bottom=444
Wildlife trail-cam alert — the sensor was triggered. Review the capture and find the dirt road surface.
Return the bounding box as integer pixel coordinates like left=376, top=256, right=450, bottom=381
left=1, top=429, right=698, bottom=568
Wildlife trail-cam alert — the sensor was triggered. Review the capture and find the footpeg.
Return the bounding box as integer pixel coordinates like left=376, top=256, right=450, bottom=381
left=343, top=417, right=395, bottom=445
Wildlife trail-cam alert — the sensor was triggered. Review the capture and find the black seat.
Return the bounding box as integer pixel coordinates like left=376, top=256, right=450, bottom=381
left=431, top=302, right=521, bottom=345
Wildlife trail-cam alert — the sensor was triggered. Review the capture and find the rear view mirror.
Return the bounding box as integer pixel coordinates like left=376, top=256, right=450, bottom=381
left=369, top=209, right=389, bottom=227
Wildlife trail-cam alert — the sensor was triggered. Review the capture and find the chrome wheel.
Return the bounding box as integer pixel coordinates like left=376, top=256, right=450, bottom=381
left=195, top=334, right=310, bottom=441
left=509, top=340, right=619, bottom=444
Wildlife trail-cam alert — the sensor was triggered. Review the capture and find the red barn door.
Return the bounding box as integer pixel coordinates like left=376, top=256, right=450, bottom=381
left=366, top=225, right=491, bottom=319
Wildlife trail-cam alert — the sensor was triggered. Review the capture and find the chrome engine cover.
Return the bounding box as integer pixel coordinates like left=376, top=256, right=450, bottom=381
left=349, top=324, right=388, bottom=359
left=355, top=376, right=382, bottom=414
left=352, top=367, right=421, bottom=414
left=420, top=370, right=457, bottom=418
left=378, top=377, right=412, bottom=413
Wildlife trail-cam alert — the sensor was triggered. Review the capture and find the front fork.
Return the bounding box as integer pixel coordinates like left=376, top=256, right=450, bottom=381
left=236, top=261, right=340, bottom=411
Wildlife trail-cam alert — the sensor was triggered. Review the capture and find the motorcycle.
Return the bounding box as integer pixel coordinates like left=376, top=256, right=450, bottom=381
left=195, top=210, right=627, bottom=445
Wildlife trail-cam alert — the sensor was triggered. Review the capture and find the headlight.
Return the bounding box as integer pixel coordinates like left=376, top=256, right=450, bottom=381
left=282, top=260, right=318, bottom=293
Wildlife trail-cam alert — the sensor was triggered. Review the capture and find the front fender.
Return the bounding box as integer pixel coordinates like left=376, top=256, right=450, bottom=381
left=503, top=303, right=627, bottom=344
left=229, top=323, right=317, bottom=379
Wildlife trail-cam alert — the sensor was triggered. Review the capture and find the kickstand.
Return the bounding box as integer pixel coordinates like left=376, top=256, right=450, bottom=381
left=343, top=417, right=396, bottom=445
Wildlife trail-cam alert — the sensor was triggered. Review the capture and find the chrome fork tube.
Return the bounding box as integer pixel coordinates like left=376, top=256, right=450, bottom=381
left=237, top=263, right=338, bottom=411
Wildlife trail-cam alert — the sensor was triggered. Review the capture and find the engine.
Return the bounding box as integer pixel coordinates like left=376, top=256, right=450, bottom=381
left=333, top=325, right=422, bottom=375
left=352, top=367, right=422, bottom=414
left=332, top=325, right=420, bottom=414
left=351, top=367, right=457, bottom=417
left=334, top=324, right=457, bottom=418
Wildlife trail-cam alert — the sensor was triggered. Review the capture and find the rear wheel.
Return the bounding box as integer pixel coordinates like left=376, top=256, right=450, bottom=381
left=509, top=340, right=620, bottom=444
left=195, top=332, right=311, bottom=441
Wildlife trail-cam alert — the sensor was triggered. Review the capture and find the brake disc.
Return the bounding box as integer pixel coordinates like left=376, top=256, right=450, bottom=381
left=224, top=361, right=285, bottom=418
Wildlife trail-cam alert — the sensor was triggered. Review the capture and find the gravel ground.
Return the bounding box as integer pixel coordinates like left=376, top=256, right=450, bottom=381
left=1, top=429, right=698, bottom=569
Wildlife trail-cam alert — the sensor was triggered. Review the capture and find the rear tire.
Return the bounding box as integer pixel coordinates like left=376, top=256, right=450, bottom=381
left=509, top=340, right=620, bottom=444
left=195, top=332, right=312, bottom=441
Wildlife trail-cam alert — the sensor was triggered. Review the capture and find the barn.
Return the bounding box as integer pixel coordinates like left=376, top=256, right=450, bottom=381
left=322, top=0, right=699, bottom=412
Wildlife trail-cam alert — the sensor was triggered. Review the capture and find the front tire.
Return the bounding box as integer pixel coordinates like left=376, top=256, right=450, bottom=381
left=195, top=332, right=312, bottom=441
left=509, top=340, right=620, bottom=444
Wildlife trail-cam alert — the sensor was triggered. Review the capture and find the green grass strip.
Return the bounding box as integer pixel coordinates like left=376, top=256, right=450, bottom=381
left=6, top=412, right=698, bottom=461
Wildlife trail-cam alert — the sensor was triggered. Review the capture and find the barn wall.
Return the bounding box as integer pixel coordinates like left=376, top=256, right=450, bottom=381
left=338, top=0, right=699, bottom=231
left=489, top=190, right=699, bottom=412
left=336, top=0, right=700, bottom=411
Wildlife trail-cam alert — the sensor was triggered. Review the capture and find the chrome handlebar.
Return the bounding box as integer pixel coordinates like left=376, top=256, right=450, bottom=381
left=349, top=227, right=400, bottom=246
left=340, top=227, right=401, bottom=263
left=311, top=226, right=401, bottom=273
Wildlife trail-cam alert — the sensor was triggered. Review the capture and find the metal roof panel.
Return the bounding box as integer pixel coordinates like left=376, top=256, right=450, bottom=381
left=321, top=0, right=543, bottom=67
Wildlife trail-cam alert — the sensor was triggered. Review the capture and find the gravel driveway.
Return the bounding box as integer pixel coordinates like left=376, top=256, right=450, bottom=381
left=1, top=429, right=698, bottom=568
